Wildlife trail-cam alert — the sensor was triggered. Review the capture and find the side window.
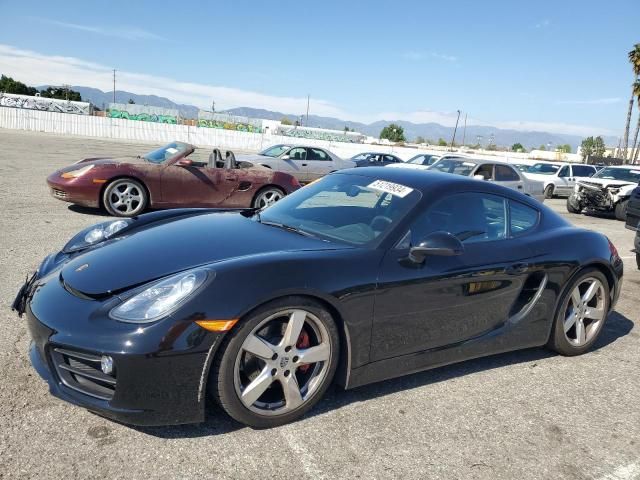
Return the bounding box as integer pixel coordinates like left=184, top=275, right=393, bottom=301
left=510, top=201, right=539, bottom=236
left=558, top=166, right=569, bottom=178
left=475, top=164, right=494, bottom=180
left=495, top=165, right=520, bottom=181
left=572, top=165, right=596, bottom=177
left=408, top=193, right=507, bottom=245
left=384, top=155, right=398, bottom=163
left=306, top=148, right=329, bottom=161
left=287, top=148, right=307, bottom=160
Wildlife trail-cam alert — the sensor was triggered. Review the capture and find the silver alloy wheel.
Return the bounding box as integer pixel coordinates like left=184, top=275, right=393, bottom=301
left=108, top=181, right=144, bottom=215
left=233, top=309, right=331, bottom=416
left=563, top=277, right=606, bottom=346
left=255, top=189, right=283, bottom=209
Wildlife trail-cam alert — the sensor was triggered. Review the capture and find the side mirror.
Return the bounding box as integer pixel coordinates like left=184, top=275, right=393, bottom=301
left=408, top=231, right=464, bottom=264
left=176, top=159, right=193, bottom=167
left=473, top=174, right=488, bottom=181
left=281, top=154, right=290, bottom=160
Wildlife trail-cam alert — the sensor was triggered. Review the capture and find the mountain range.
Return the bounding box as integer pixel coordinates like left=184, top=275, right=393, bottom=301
left=58, top=86, right=615, bottom=151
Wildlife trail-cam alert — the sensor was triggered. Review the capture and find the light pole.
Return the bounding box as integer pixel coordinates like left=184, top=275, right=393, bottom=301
left=450, top=110, right=461, bottom=151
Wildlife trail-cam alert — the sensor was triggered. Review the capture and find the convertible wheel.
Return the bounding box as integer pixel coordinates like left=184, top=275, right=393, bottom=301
left=210, top=297, right=340, bottom=428
left=103, top=178, right=147, bottom=217
left=253, top=187, right=285, bottom=209
left=544, top=184, right=554, bottom=199
left=614, top=199, right=628, bottom=221
left=547, top=268, right=609, bottom=356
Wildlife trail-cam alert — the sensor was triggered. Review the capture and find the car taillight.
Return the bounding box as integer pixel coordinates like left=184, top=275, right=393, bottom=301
left=608, top=238, right=619, bottom=259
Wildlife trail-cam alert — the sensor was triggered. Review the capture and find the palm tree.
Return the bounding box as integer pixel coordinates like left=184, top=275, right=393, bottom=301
left=631, top=80, right=640, bottom=163
left=622, top=44, right=640, bottom=162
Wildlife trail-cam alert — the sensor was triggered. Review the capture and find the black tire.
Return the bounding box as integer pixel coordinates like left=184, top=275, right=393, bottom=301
left=103, top=178, right=148, bottom=217
left=614, top=199, right=628, bottom=221
left=636, top=252, right=640, bottom=270
left=252, top=186, right=285, bottom=209
left=547, top=267, right=610, bottom=356
left=544, top=184, right=554, bottom=199
left=566, top=196, right=581, bottom=214
left=209, top=296, right=340, bottom=428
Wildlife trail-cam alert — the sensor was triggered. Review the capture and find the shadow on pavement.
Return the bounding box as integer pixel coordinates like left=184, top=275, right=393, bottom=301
left=136, top=311, right=634, bottom=439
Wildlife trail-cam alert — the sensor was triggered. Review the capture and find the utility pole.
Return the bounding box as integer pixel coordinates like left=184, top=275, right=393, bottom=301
left=112, top=69, right=116, bottom=105
left=305, top=94, right=310, bottom=127
left=211, top=100, right=215, bottom=113
left=450, top=110, right=461, bottom=151
left=461, top=113, right=467, bottom=147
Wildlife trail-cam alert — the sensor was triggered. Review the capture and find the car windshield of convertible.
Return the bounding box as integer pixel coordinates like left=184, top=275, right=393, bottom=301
left=260, top=145, right=290, bottom=157
left=257, top=174, right=421, bottom=246
left=144, top=142, right=190, bottom=163
left=592, top=167, right=640, bottom=183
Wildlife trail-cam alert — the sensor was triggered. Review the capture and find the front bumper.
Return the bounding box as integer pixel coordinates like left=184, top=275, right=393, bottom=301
left=47, top=173, right=101, bottom=208
left=20, top=261, right=224, bottom=426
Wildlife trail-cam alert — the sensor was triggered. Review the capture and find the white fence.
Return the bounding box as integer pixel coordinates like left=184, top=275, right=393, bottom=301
left=0, top=106, right=584, bottom=163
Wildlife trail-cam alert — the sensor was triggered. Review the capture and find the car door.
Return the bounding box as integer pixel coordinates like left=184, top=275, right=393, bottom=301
left=161, top=157, right=229, bottom=207
left=495, top=164, right=525, bottom=194
left=305, top=147, right=333, bottom=181
left=555, top=165, right=571, bottom=195
left=371, top=192, right=536, bottom=361
left=281, top=147, right=308, bottom=182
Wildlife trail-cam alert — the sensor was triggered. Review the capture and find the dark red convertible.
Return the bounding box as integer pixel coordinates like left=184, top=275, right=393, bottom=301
left=47, top=142, right=301, bottom=217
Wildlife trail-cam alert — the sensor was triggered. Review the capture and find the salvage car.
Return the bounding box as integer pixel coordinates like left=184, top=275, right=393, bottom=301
left=47, top=142, right=300, bottom=216
left=390, top=157, right=545, bottom=202
left=14, top=168, right=622, bottom=428
left=237, top=144, right=355, bottom=183
left=351, top=152, right=403, bottom=167
left=624, top=184, right=640, bottom=268
left=524, top=162, right=598, bottom=199
left=567, top=166, right=640, bottom=220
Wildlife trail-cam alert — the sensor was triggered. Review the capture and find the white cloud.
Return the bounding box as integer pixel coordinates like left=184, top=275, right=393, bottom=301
left=556, top=97, right=621, bottom=105
left=401, top=51, right=458, bottom=62
left=30, top=17, right=163, bottom=41
left=0, top=44, right=614, bottom=137
left=534, top=19, right=551, bottom=28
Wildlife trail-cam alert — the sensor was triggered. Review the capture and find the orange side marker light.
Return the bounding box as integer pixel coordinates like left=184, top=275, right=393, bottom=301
left=195, top=319, right=239, bottom=332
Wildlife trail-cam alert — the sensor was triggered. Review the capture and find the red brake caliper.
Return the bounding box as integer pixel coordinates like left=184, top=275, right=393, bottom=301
left=296, top=330, right=311, bottom=373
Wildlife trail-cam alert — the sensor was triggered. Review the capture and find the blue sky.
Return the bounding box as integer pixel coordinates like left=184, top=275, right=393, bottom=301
left=0, top=0, right=638, bottom=136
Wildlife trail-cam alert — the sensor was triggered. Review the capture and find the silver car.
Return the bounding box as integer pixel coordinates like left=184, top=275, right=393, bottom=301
left=237, top=144, right=355, bottom=183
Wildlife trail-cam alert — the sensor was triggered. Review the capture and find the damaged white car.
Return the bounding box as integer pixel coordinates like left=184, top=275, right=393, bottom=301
left=567, top=166, right=640, bottom=220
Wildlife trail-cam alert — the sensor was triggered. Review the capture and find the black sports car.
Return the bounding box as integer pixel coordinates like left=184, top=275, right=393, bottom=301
left=14, top=167, right=623, bottom=428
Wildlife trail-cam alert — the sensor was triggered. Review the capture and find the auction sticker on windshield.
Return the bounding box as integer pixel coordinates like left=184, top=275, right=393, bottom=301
left=367, top=180, right=414, bottom=198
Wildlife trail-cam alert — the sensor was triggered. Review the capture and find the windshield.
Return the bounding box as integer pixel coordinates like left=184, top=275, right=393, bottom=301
left=258, top=174, right=421, bottom=246
left=428, top=159, right=477, bottom=176
left=143, top=142, right=190, bottom=163
left=260, top=145, right=290, bottom=157
left=527, top=163, right=560, bottom=175
left=593, top=167, right=640, bottom=183
left=407, top=154, right=436, bottom=165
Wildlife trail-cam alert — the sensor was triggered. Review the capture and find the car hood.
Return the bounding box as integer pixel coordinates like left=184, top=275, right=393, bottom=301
left=76, top=156, right=146, bottom=166
left=577, top=177, right=636, bottom=188
left=236, top=154, right=272, bottom=163
left=61, top=212, right=344, bottom=296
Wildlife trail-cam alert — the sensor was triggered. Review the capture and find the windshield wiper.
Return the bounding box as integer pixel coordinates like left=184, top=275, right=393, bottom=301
left=260, top=221, right=317, bottom=238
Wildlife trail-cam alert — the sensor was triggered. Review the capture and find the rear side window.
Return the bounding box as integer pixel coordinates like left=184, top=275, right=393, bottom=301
left=495, top=165, right=520, bottom=181
left=572, top=165, right=596, bottom=177
left=306, top=148, right=329, bottom=161
left=510, top=201, right=539, bottom=236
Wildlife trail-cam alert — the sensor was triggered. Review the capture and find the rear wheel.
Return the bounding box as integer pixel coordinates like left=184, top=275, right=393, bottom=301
left=253, top=187, right=285, bottom=209
left=210, top=297, right=340, bottom=428
left=614, top=199, right=628, bottom=221
left=544, top=184, right=555, bottom=199
left=103, top=178, right=147, bottom=217
left=547, top=268, right=609, bottom=356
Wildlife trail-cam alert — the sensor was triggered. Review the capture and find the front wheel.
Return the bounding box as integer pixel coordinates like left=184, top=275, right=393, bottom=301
left=544, top=184, right=555, bottom=199
left=103, top=178, right=148, bottom=217
left=614, top=199, right=628, bottom=221
left=210, top=297, right=340, bottom=428
left=253, top=187, right=285, bottom=209
left=547, top=268, right=609, bottom=356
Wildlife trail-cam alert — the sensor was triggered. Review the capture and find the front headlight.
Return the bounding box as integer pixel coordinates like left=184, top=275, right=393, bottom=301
left=110, top=268, right=210, bottom=323
left=61, top=164, right=94, bottom=179
left=63, top=219, right=131, bottom=253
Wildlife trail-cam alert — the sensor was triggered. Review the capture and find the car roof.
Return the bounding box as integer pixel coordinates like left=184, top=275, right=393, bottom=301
left=601, top=165, right=638, bottom=169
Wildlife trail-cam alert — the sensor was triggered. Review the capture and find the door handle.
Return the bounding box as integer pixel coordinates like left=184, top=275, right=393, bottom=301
left=302, top=163, right=308, bottom=166
left=517, top=185, right=523, bottom=189
left=506, top=263, right=529, bottom=275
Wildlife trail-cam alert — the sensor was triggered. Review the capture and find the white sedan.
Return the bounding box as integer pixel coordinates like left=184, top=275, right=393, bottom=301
left=388, top=156, right=545, bottom=202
